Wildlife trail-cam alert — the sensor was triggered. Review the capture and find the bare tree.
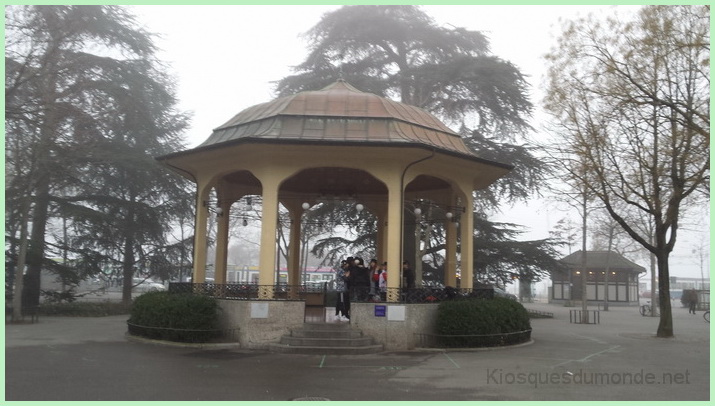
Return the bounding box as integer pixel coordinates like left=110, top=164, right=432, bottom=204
left=544, top=5, right=710, bottom=337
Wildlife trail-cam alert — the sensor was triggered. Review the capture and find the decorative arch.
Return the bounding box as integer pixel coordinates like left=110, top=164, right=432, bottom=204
left=403, top=174, right=470, bottom=289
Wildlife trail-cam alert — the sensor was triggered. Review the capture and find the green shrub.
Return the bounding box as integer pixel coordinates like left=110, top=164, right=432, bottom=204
left=435, top=297, right=531, bottom=347
left=41, top=289, right=78, bottom=304
left=127, top=291, right=221, bottom=343
left=39, top=301, right=131, bottom=317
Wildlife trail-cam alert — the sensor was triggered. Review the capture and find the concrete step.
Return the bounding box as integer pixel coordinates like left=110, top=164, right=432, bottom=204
left=269, top=322, right=383, bottom=355
left=280, top=335, right=374, bottom=347
left=268, top=343, right=384, bottom=355
left=302, top=322, right=351, bottom=330
left=290, top=329, right=364, bottom=339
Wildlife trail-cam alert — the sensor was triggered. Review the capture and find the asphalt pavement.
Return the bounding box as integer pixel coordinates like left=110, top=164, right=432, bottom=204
left=4, top=300, right=710, bottom=401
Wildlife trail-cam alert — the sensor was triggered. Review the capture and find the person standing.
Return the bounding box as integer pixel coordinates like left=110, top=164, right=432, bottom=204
left=688, top=290, right=699, bottom=315
left=403, top=260, right=416, bottom=289
left=334, top=260, right=351, bottom=322
left=368, top=259, right=379, bottom=300
left=351, top=257, right=371, bottom=302
left=378, top=262, right=388, bottom=301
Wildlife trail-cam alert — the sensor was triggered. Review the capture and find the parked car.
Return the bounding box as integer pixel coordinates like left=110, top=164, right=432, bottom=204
left=132, top=278, right=166, bottom=293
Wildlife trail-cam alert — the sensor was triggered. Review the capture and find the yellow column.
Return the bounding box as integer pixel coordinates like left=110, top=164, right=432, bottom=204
left=192, top=184, right=211, bottom=283
left=444, top=218, right=458, bottom=287
left=371, top=202, right=388, bottom=262
left=213, top=200, right=231, bottom=285
left=385, top=183, right=403, bottom=302
left=284, top=201, right=304, bottom=300
left=257, top=176, right=280, bottom=299
left=460, top=191, right=474, bottom=290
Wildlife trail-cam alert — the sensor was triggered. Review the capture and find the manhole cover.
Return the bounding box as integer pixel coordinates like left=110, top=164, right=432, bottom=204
left=290, top=397, right=330, bottom=401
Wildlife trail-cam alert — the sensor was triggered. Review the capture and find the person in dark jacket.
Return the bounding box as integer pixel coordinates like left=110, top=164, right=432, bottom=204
left=350, top=257, right=371, bottom=302
left=403, top=260, right=416, bottom=289
left=687, top=289, right=699, bottom=314
left=334, top=259, right=351, bottom=321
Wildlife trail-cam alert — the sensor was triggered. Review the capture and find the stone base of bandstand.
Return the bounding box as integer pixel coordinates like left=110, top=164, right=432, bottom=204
left=217, top=299, right=439, bottom=351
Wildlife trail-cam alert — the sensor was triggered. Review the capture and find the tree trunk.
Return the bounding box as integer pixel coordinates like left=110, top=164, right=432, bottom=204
left=23, top=177, right=51, bottom=308
left=656, top=251, right=673, bottom=337
left=519, top=276, right=533, bottom=303
left=11, top=198, right=31, bottom=321
left=603, top=231, right=613, bottom=311
left=649, top=252, right=658, bottom=317
left=581, top=193, right=589, bottom=324
left=122, top=234, right=135, bottom=306
left=23, top=55, right=60, bottom=309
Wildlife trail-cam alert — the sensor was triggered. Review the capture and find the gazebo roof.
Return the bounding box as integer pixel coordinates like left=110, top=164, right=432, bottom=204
left=192, top=80, right=499, bottom=164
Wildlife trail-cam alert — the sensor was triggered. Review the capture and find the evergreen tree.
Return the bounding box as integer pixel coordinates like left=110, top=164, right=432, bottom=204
left=276, top=6, right=556, bottom=283
left=276, top=5, right=541, bottom=205
left=5, top=5, right=190, bottom=307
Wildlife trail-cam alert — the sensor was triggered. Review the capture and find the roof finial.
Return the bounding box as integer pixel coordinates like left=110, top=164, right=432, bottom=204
left=337, top=66, right=345, bottom=82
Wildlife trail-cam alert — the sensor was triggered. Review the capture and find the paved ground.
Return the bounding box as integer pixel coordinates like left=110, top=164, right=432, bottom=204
left=5, top=301, right=709, bottom=401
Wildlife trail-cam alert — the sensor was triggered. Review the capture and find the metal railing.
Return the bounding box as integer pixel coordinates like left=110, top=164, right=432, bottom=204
left=525, top=309, right=554, bottom=318
left=168, top=283, right=507, bottom=304
left=169, top=282, right=330, bottom=301
left=569, top=309, right=600, bottom=324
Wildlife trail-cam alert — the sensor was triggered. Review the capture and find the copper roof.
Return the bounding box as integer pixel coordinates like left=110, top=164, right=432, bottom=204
left=196, top=80, right=478, bottom=158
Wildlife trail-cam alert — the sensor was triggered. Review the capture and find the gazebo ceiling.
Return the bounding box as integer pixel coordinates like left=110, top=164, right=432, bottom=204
left=194, top=80, right=490, bottom=162
left=221, top=168, right=451, bottom=200
left=281, top=167, right=387, bottom=196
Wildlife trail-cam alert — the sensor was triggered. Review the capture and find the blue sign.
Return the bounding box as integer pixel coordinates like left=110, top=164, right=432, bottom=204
left=374, top=305, right=386, bottom=317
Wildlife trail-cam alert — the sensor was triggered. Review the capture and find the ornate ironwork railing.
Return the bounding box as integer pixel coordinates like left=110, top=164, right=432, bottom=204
left=169, top=282, right=321, bottom=301
left=169, top=282, right=503, bottom=304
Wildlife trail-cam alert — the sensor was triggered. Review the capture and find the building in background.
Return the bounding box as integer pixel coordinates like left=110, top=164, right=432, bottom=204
left=550, top=250, right=645, bottom=306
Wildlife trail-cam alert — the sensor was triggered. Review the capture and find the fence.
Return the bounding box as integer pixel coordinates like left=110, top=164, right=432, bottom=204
left=526, top=309, right=554, bottom=319
left=569, top=309, right=600, bottom=324
left=168, top=283, right=511, bottom=304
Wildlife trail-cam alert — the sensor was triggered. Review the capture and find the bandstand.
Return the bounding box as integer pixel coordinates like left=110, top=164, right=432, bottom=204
left=158, top=79, right=512, bottom=300
left=157, top=80, right=513, bottom=349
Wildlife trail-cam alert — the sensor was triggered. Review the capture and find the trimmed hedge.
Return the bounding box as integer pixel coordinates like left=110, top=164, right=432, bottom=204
left=39, top=301, right=131, bottom=317
left=127, top=291, right=221, bottom=343
left=435, top=297, right=532, bottom=347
